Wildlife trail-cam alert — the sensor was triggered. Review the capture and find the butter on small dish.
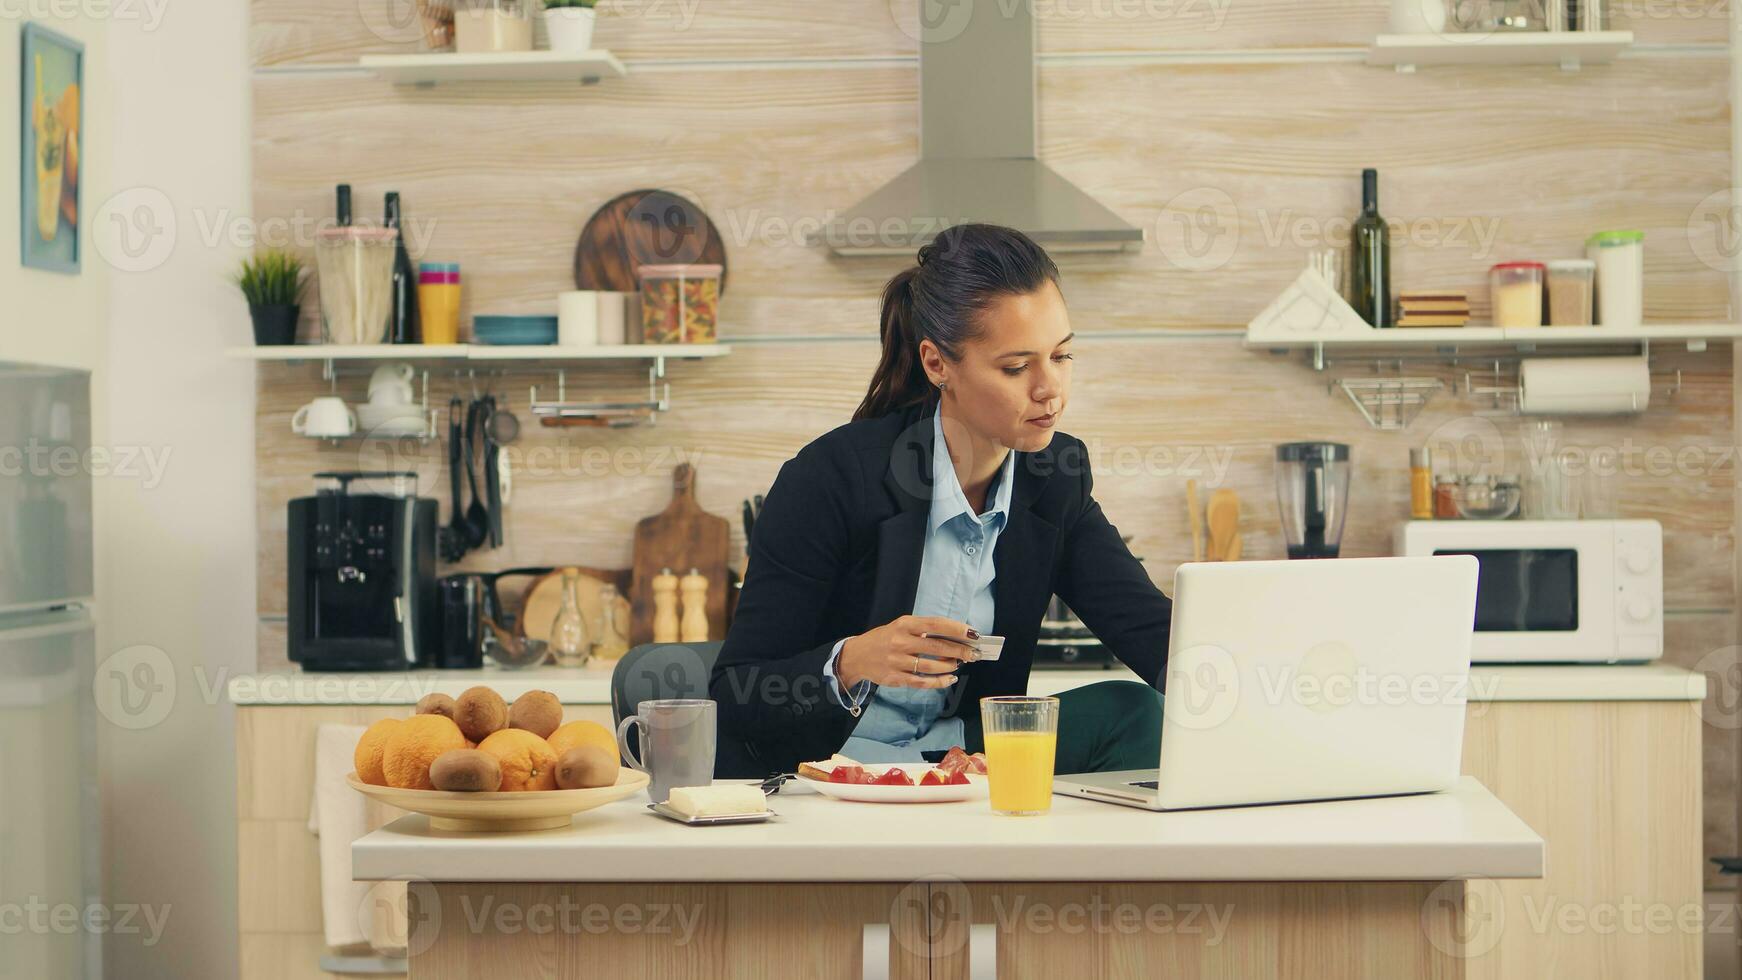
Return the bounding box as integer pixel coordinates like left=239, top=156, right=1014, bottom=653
left=665, top=784, right=769, bottom=819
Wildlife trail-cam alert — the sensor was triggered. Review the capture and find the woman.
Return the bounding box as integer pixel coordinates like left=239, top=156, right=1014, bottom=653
left=710, top=223, right=1171, bottom=779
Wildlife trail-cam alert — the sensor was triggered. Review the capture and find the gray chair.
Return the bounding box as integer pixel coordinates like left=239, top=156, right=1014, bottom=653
left=610, top=641, right=721, bottom=759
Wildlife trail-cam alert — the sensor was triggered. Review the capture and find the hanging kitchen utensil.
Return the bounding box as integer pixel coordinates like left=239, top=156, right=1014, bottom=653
left=461, top=398, right=490, bottom=550
left=573, top=189, right=730, bottom=296
left=486, top=398, right=520, bottom=444
left=484, top=395, right=504, bottom=548
left=629, top=463, right=730, bottom=645
left=438, top=396, right=469, bottom=561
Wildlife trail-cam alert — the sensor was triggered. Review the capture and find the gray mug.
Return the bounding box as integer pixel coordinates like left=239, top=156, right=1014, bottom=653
left=616, top=699, right=716, bottom=803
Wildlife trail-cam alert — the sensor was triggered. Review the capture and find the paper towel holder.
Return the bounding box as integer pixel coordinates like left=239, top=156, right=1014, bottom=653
left=1461, top=364, right=1681, bottom=417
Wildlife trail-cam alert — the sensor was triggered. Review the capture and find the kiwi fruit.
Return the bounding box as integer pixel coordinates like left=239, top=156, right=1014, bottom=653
left=415, top=693, right=457, bottom=720
left=508, top=690, right=563, bottom=739
left=429, top=749, right=503, bottom=793
left=453, top=686, right=508, bottom=743
left=555, top=745, right=616, bottom=790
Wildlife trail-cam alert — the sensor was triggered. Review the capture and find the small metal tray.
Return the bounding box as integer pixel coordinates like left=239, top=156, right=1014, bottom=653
left=646, top=802, right=776, bottom=826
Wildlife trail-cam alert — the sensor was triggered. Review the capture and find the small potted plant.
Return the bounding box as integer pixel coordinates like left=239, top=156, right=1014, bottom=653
left=542, top=0, right=597, bottom=53
left=235, top=250, right=307, bottom=346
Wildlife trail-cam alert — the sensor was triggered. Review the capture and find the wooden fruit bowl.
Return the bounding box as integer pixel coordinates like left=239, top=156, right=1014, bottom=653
left=347, top=767, right=650, bottom=832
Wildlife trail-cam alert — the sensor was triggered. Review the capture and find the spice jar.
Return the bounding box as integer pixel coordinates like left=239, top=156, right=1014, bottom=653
left=1433, top=475, right=1461, bottom=520
left=1409, top=447, right=1434, bottom=520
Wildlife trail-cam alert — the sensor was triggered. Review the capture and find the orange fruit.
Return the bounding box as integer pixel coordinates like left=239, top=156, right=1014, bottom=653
left=382, top=714, right=467, bottom=790
left=547, top=720, right=618, bottom=766
left=354, top=718, right=402, bottom=787
left=478, top=728, right=559, bottom=792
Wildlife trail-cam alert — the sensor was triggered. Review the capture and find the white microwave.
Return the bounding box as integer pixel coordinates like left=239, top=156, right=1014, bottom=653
left=1394, top=520, right=1662, bottom=664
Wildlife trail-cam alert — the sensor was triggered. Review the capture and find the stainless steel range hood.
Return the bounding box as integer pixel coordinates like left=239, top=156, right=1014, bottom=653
left=811, top=0, right=1144, bottom=257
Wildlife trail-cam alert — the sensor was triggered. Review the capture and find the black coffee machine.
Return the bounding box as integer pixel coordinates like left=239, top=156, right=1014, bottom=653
left=289, top=471, right=439, bottom=671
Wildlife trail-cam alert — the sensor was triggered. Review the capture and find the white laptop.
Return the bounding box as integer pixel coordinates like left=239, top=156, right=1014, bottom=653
left=1054, top=555, right=1479, bottom=811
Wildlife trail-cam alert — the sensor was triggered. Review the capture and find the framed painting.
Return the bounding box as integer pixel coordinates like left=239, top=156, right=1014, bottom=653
left=20, top=23, right=82, bottom=274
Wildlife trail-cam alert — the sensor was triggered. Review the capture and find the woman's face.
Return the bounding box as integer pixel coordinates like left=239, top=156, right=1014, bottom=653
left=922, top=280, right=1073, bottom=455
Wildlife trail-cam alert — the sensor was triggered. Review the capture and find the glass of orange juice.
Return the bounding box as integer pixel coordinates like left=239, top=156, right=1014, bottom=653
left=980, top=696, right=1059, bottom=815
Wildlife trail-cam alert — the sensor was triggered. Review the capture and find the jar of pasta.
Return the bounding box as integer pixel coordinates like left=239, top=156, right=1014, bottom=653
left=638, top=263, right=722, bottom=344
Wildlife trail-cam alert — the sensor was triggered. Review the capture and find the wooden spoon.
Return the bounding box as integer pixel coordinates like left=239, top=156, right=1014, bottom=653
left=1206, top=489, right=1239, bottom=562
left=1186, top=479, right=1205, bottom=562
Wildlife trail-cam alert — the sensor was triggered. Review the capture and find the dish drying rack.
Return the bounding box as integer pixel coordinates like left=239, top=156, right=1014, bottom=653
left=305, top=367, right=440, bottom=444
left=1332, top=376, right=1443, bottom=431
left=529, top=364, right=671, bottom=428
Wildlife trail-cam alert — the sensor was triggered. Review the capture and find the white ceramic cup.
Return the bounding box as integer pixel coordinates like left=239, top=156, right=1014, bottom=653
left=1391, top=0, right=1448, bottom=33
left=292, top=396, right=357, bottom=438
left=367, top=363, right=416, bottom=406
left=559, top=290, right=600, bottom=347
left=597, top=292, right=628, bottom=346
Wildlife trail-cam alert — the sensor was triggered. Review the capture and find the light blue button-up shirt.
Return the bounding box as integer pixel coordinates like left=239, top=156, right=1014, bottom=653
left=822, top=409, right=1016, bottom=762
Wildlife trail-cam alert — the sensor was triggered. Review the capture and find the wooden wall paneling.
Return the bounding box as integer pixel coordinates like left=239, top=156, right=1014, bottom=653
left=250, top=0, right=1730, bottom=68
left=253, top=339, right=1735, bottom=616
left=255, top=59, right=1733, bottom=342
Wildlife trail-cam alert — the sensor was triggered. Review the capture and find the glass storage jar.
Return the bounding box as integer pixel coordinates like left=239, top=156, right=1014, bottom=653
left=454, top=0, right=536, bottom=54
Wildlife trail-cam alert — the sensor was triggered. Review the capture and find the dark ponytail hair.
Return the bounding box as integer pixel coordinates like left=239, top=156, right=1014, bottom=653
left=854, top=224, right=1061, bottom=421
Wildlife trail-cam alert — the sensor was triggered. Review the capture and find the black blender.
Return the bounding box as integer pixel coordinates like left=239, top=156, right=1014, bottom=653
left=1274, top=443, right=1351, bottom=559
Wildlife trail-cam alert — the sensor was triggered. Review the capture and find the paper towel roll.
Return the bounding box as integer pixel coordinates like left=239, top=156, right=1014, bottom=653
left=1519, top=356, right=1651, bottom=415
left=558, top=290, right=599, bottom=346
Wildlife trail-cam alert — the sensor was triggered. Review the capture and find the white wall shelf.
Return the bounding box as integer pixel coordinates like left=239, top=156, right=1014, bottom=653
left=1368, top=31, right=1634, bottom=72
left=359, top=50, right=628, bottom=87
left=1247, top=325, right=1742, bottom=352
left=228, top=344, right=730, bottom=363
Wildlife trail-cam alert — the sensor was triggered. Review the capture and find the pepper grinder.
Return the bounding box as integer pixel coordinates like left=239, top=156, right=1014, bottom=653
left=652, top=568, right=680, bottom=643
left=679, top=568, right=710, bottom=642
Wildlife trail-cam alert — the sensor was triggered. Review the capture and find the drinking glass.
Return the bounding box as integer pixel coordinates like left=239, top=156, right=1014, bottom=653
left=980, top=697, right=1060, bottom=816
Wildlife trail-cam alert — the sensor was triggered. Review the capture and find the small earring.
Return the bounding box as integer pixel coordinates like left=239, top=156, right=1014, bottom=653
left=937, top=382, right=947, bottom=391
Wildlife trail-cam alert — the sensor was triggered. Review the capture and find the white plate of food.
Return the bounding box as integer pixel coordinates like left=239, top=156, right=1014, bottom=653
left=796, top=749, right=989, bottom=804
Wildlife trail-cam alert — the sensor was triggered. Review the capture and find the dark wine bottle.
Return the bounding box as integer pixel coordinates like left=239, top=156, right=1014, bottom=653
left=385, top=192, right=420, bottom=344
left=335, top=184, right=352, bottom=227
left=1349, top=169, right=1393, bottom=328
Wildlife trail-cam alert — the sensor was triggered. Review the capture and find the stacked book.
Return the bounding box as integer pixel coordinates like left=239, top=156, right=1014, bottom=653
left=1395, top=292, right=1471, bottom=328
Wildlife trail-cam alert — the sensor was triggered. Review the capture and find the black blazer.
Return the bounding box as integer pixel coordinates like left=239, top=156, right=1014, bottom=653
left=710, top=403, right=1172, bottom=777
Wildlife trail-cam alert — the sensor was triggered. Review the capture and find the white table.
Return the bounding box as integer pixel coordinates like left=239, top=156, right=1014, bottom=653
left=353, top=776, right=1542, bottom=979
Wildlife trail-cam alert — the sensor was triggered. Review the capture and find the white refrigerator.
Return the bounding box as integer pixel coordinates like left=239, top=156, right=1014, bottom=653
left=0, top=363, right=99, bottom=978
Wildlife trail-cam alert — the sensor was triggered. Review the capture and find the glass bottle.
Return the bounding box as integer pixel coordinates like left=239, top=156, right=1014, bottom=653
left=1350, top=168, right=1393, bottom=328
left=549, top=568, right=590, bottom=668
left=593, top=584, right=630, bottom=663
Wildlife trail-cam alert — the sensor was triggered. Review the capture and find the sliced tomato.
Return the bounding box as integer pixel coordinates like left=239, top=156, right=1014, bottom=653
left=829, top=765, right=864, bottom=784
left=874, top=767, right=914, bottom=786
left=946, top=769, right=971, bottom=785
left=919, top=769, right=947, bottom=786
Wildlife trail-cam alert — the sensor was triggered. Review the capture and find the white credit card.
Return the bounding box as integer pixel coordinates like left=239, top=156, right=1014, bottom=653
left=923, top=633, right=1005, bottom=662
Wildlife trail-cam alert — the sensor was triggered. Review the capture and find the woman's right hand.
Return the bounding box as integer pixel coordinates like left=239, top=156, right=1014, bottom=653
left=836, top=615, right=979, bottom=690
